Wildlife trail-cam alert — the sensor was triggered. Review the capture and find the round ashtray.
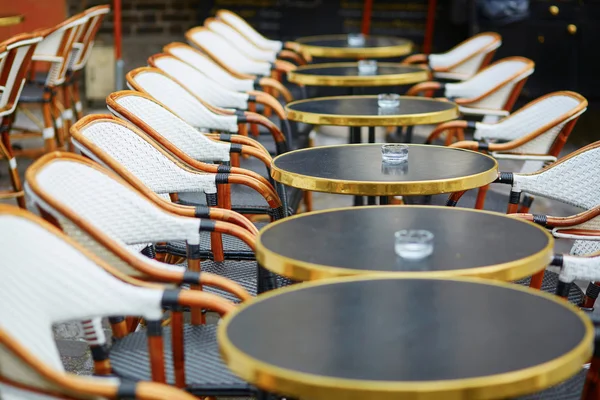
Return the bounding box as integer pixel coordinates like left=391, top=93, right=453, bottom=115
left=381, top=143, right=408, bottom=164
left=395, top=230, right=434, bottom=260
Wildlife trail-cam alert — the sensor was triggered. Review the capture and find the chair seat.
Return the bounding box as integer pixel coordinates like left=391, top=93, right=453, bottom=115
left=517, top=369, right=586, bottom=399
left=156, top=222, right=268, bottom=260
left=17, top=84, right=45, bottom=103
left=110, top=325, right=254, bottom=397
left=515, top=270, right=584, bottom=305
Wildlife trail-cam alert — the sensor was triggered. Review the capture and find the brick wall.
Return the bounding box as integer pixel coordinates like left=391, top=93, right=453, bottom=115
left=68, top=0, right=202, bottom=36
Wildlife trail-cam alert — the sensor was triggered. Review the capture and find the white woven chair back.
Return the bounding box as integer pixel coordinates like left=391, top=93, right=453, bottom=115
left=187, top=29, right=272, bottom=76
left=445, top=58, right=533, bottom=109
left=0, top=211, right=164, bottom=392
left=152, top=55, right=250, bottom=110
left=70, top=6, right=111, bottom=72
left=475, top=93, right=585, bottom=162
left=72, top=118, right=218, bottom=197
left=108, top=92, right=231, bottom=162
left=128, top=69, right=238, bottom=132
left=216, top=10, right=283, bottom=52
left=0, top=383, right=64, bottom=400
left=559, top=254, right=600, bottom=282
left=429, top=33, right=500, bottom=79
left=33, top=14, right=89, bottom=86
left=514, top=144, right=600, bottom=211
left=0, top=35, right=43, bottom=115
left=166, top=44, right=255, bottom=92
left=206, top=19, right=276, bottom=62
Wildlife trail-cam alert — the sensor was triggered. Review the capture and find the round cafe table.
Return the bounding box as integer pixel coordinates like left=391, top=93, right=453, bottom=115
left=256, top=205, right=553, bottom=282
left=219, top=276, right=593, bottom=400
left=0, top=14, right=24, bottom=27
left=296, top=34, right=412, bottom=58
left=287, top=62, right=429, bottom=87
left=285, top=95, right=458, bottom=143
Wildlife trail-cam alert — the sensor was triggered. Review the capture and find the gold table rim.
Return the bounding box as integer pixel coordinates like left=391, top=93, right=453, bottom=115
left=0, top=14, right=24, bottom=27
left=256, top=205, right=554, bottom=282
left=219, top=275, right=593, bottom=400
left=287, top=62, right=429, bottom=87
left=285, top=95, right=459, bottom=126
left=271, top=143, right=499, bottom=195
left=296, top=34, right=413, bottom=58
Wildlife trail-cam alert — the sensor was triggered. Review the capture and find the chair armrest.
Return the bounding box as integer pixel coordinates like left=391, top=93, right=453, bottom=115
left=259, top=76, right=293, bottom=102
left=457, top=105, right=510, bottom=117
left=425, top=120, right=470, bottom=144
left=491, top=153, right=557, bottom=163
left=406, top=81, right=442, bottom=96
left=402, top=53, right=428, bottom=65
left=284, top=41, right=312, bottom=63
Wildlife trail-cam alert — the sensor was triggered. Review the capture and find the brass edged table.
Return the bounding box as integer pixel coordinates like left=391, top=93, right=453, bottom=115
left=296, top=34, right=413, bottom=58
left=256, top=205, right=553, bottom=282
left=271, top=143, right=498, bottom=200
left=0, top=14, right=24, bottom=27
left=287, top=62, right=428, bottom=87
left=219, top=276, right=593, bottom=400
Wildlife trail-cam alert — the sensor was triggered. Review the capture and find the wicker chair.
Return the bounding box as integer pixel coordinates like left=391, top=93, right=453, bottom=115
left=0, top=32, right=43, bottom=208
left=0, top=205, right=231, bottom=399
left=185, top=27, right=296, bottom=78
left=431, top=91, right=588, bottom=210
left=215, top=9, right=311, bottom=62
left=64, top=5, right=111, bottom=122
left=205, top=17, right=306, bottom=66
left=403, top=32, right=502, bottom=81
left=407, top=57, right=535, bottom=123
left=125, top=67, right=289, bottom=155
left=147, top=53, right=293, bottom=142
left=15, top=12, right=89, bottom=153
left=164, top=42, right=293, bottom=102
left=448, top=141, right=600, bottom=302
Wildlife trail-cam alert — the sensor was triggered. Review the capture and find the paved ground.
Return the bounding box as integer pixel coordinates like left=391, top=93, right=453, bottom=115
left=0, top=101, right=590, bottom=378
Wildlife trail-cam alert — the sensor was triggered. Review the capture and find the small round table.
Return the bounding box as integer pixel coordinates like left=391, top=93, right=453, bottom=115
left=220, top=277, right=593, bottom=400
left=271, top=144, right=497, bottom=202
left=286, top=95, right=458, bottom=144
left=296, top=34, right=413, bottom=58
left=0, top=14, right=24, bottom=27
left=256, top=205, right=553, bottom=282
left=287, top=62, right=429, bottom=87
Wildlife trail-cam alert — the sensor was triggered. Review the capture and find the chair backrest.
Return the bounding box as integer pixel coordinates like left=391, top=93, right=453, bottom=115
left=429, top=32, right=501, bottom=79
left=70, top=114, right=218, bottom=198
left=164, top=42, right=255, bottom=92
left=70, top=4, right=111, bottom=72
left=215, top=9, right=283, bottom=52
left=0, top=205, right=164, bottom=395
left=33, top=13, right=90, bottom=86
left=205, top=18, right=276, bottom=62
left=107, top=90, right=232, bottom=163
left=185, top=27, right=272, bottom=76
left=0, top=33, right=43, bottom=116
left=444, top=57, right=535, bottom=111
left=475, top=91, right=587, bottom=158
left=148, top=53, right=250, bottom=110
left=126, top=67, right=239, bottom=132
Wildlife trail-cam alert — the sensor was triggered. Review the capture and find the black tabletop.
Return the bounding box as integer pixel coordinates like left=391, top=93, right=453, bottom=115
left=285, top=95, right=458, bottom=126
left=256, top=206, right=553, bottom=281
left=271, top=144, right=498, bottom=195
left=296, top=35, right=413, bottom=58
left=296, top=63, right=423, bottom=77
left=220, top=277, right=592, bottom=399
left=298, top=35, right=409, bottom=48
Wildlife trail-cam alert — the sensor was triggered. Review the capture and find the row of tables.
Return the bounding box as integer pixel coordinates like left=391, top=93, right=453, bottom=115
left=222, top=34, right=592, bottom=399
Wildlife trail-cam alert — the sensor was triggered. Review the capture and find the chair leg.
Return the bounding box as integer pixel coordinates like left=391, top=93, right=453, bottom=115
left=582, top=343, right=600, bottom=400
left=71, top=78, right=84, bottom=120
left=528, top=269, right=545, bottom=290
left=303, top=191, right=313, bottom=212
left=42, top=92, right=57, bottom=152
left=62, top=84, right=75, bottom=151
left=474, top=185, right=489, bottom=210
left=0, top=119, right=25, bottom=208
left=518, top=194, right=535, bottom=213
left=582, top=282, right=600, bottom=309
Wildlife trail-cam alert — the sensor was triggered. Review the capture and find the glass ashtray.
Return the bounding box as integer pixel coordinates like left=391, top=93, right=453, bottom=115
left=378, top=93, right=400, bottom=108
left=381, top=162, right=408, bottom=175
left=395, top=230, right=434, bottom=260
left=358, top=59, right=378, bottom=75
left=381, top=144, right=408, bottom=164
left=348, top=33, right=366, bottom=47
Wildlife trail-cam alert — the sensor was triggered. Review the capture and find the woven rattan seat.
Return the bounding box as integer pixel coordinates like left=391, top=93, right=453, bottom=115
left=17, top=84, right=45, bottom=103
left=517, top=369, right=586, bottom=399
left=110, top=324, right=254, bottom=397
left=515, top=270, right=584, bottom=305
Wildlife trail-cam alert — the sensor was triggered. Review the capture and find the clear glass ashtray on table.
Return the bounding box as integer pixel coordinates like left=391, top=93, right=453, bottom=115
left=347, top=33, right=366, bottom=47
left=378, top=93, right=400, bottom=108
left=381, top=144, right=408, bottom=164
left=395, top=230, right=434, bottom=260
left=358, top=59, right=378, bottom=75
